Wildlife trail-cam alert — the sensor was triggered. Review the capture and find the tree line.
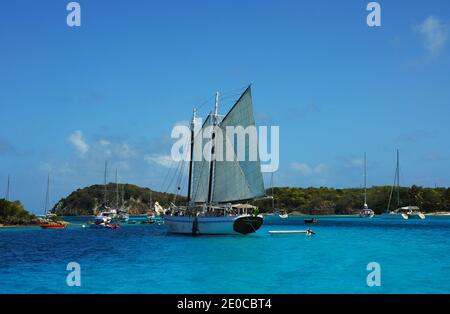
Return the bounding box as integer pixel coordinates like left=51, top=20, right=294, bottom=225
left=254, top=185, right=450, bottom=214
left=0, top=199, right=37, bottom=225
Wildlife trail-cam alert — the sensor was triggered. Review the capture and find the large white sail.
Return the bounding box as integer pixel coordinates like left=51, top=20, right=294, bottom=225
left=212, top=86, right=266, bottom=203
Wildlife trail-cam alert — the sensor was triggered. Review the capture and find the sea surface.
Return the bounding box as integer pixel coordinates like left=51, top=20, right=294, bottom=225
left=1, top=215, right=450, bottom=294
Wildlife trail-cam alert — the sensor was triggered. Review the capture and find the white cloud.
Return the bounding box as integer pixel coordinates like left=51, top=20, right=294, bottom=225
left=313, top=164, right=327, bottom=174
left=344, top=157, right=364, bottom=168
left=59, top=162, right=73, bottom=174
left=39, top=161, right=53, bottom=172
left=291, top=163, right=312, bottom=175
left=144, top=154, right=176, bottom=168
left=117, top=143, right=136, bottom=159
left=39, top=161, right=73, bottom=174
left=416, top=16, right=449, bottom=59
left=99, top=139, right=110, bottom=146
left=291, top=163, right=327, bottom=175
left=68, top=130, right=89, bottom=157
left=96, top=139, right=136, bottom=159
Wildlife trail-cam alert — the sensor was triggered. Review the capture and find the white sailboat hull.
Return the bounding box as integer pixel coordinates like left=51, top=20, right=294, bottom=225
left=381, top=212, right=409, bottom=220
left=408, top=212, right=426, bottom=220
left=163, top=214, right=263, bottom=235
left=359, top=209, right=375, bottom=218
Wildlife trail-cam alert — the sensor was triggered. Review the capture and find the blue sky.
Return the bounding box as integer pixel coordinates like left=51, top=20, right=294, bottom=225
left=1, top=0, right=450, bottom=213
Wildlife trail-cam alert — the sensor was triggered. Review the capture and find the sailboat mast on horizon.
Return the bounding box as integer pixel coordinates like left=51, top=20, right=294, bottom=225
left=38, top=174, right=67, bottom=229
left=5, top=174, right=10, bottom=201
left=359, top=153, right=374, bottom=218
left=43, top=174, right=50, bottom=215
left=103, top=160, right=108, bottom=206
left=382, top=149, right=425, bottom=220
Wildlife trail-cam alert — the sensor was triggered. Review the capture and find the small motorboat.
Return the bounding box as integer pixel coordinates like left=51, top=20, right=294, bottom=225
left=269, top=229, right=315, bottom=236
left=88, top=215, right=120, bottom=229
left=359, top=207, right=375, bottom=218
left=39, top=223, right=66, bottom=229
left=106, top=224, right=120, bottom=229
left=88, top=222, right=120, bottom=229
left=304, top=218, right=319, bottom=224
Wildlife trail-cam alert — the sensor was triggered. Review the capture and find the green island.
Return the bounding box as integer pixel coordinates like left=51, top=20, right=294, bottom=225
left=51, top=183, right=184, bottom=216
left=54, top=184, right=450, bottom=216
left=2, top=184, right=450, bottom=225
left=0, top=198, right=39, bottom=226
left=255, top=185, right=450, bottom=215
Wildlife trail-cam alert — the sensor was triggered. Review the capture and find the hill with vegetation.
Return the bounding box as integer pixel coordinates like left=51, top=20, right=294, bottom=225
left=52, top=183, right=186, bottom=216
left=52, top=183, right=450, bottom=216
left=0, top=199, right=38, bottom=226
left=255, top=185, right=450, bottom=215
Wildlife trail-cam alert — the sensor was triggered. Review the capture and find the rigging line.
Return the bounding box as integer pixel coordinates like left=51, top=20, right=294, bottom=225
left=164, top=136, right=190, bottom=194
left=159, top=153, right=178, bottom=194
left=173, top=138, right=190, bottom=203
left=173, top=159, right=185, bottom=204
left=164, top=160, right=182, bottom=194
left=219, top=84, right=249, bottom=99
left=195, top=85, right=246, bottom=117
left=387, top=160, right=398, bottom=212
left=193, top=94, right=216, bottom=112
left=175, top=157, right=186, bottom=195
left=174, top=161, right=189, bottom=204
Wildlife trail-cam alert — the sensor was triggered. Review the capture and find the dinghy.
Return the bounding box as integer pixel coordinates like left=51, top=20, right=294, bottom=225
left=278, top=211, right=288, bottom=219
left=269, top=229, right=315, bottom=236
left=304, top=218, right=319, bottom=224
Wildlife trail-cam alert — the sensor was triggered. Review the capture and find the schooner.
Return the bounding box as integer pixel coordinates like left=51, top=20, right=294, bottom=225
left=164, top=86, right=265, bottom=234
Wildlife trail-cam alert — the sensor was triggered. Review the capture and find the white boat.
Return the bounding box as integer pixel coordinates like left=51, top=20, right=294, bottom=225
left=165, top=212, right=262, bottom=235
left=269, top=172, right=288, bottom=219
left=382, top=150, right=425, bottom=220
left=278, top=213, right=289, bottom=219
left=403, top=206, right=426, bottom=219
left=164, top=86, right=265, bottom=235
left=93, top=211, right=113, bottom=224
left=269, top=229, right=314, bottom=235
left=359, top=153, right=375, bottom=218
left=381, top=211, right=409, bottom=220
left=359, top=206, right=375, bottom=218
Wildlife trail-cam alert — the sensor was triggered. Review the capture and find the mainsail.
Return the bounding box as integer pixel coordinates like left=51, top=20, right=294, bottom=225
left=190, top=86, right=266, bottom=204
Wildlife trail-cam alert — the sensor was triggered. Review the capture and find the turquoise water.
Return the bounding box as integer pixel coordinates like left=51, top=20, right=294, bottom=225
left=1, top=216, right=450, bottom=293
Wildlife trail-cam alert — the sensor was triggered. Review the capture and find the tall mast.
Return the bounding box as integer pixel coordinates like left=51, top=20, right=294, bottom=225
left=364, top=152, right=367, bottom=207
left=207, top=92, right=219, bottom=205
left=5, top=174, right=10, bottom=201
left=115, top=168, right=118, bottom=209
left=396, top=149, right=400, bottom=207
left=186, top=108, right=196, bottom=205
left=271, top=172, right=275, bottom=209
left=149, top=190, right=153, bottom=209
left=121, top=183, right=125, bottom=209
left=103, top=160, right=108, bottom=206
left=44, top=174, right=50, bottom=215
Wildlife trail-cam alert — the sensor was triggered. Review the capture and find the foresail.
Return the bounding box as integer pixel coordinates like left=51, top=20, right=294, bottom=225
left=191, top=114, right=212, bottom=203
left=212, top=86, right=266, bottom=203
